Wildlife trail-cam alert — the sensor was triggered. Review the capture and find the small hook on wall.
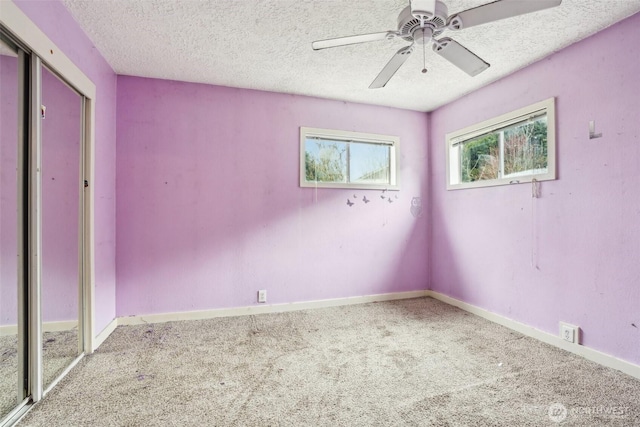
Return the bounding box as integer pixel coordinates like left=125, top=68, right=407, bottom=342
left=589, top=120, right=602, bottom=139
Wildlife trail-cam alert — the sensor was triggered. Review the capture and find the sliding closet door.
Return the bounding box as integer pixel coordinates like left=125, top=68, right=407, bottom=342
left=40, top=65, right=83, bottom=391
left=0, top=8, right=95, bottom=423
left=0, top=37, right=27, bottom=419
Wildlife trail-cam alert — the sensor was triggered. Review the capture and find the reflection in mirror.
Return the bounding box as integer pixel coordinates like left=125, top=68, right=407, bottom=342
left=41, top=65, right=82, bottom=390
left=0, top=38, right=23, bottom=419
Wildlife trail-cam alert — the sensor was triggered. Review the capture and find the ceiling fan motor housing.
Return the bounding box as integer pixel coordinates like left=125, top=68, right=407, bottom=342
left=398, top=1, right=448, bottom=42
left=414, top=28, right=435, bottom=45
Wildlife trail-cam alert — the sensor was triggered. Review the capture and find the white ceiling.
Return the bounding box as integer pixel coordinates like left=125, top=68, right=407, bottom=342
left=61, top=0, right=640, bottom=112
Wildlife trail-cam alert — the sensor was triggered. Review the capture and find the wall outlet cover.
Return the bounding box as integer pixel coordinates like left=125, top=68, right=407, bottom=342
left=258, top=290, right=267, bottom=303
left=560, top=322, right=580, bottom=344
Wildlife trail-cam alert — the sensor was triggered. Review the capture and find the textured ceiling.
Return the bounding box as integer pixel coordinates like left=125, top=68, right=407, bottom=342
left=61, top=0, right=640, bottom=112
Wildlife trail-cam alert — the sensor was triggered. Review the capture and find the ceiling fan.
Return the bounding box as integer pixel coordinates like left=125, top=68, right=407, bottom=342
left=311, top=0, right=562, bottom=88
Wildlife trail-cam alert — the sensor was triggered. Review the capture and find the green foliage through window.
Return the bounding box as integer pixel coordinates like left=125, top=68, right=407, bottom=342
left=304, top=138, right=391, bottom=185
left=460, top=116, right=548, bottom=183
left=304, top=140, right=347, bottom=183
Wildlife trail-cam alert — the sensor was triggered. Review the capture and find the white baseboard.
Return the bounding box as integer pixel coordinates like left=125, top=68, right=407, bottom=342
left=3, top=292, right=428, bottom=351
left=6, top=290, right=638, bottom=382
left=426, top=290, right=640, bottom=380
left=93, top=317, right=118, bottom=351
left=0, top=325, right=17, bottom=336
left=43, top=320, right=78, bottom=333
left=0, top=320, right=78, bottom=337
left=118, top=290, right=430, bottom=326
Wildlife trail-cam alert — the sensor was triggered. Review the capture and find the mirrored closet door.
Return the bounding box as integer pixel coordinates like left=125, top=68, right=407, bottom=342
left=1, top=20, right=88, bottom=425
left=41, top=65, right=83, bottom=392
left=0, top=34, right=27, bottom=422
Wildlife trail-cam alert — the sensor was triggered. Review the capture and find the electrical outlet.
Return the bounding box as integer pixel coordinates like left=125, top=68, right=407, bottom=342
left=560, top=322, right=579, bottom=344
left=257, top=289, right=267, bottom=303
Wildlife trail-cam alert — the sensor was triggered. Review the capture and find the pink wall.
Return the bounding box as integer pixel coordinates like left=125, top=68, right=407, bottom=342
left=429, top=13, right=640, bottom=366
left=116, top=77, right=429, bottom=317
left=15, top=0, right=117, bottom=333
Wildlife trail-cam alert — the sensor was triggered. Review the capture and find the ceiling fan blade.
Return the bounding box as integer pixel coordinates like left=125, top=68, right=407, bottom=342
left=411, top=0, right=436, bottom=20
left=448, top=0, right=562, bottom=30
left=369, top=45, right=414, bottom=89
left=433, top=38, right=489, bottom=77
left=312, top=32, right=395, bottom=50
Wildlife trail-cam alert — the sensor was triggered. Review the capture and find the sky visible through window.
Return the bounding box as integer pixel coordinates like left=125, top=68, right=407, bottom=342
left=350, top=142, right=389, bottom=183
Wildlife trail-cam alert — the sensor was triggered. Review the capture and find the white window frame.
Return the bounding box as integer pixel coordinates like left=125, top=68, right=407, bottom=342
left=445, top=97, right=556, bottom=190
left=300, top=127, right=400, bottom=190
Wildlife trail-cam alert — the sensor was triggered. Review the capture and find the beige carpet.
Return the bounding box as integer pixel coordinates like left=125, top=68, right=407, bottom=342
left=1, top=330, right=78, bottom=419
left=0, top=334, right=20, bottom=418
left=17, top=298, right=640, bottom=426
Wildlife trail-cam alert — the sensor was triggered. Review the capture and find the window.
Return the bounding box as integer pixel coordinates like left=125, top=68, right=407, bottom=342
left=446, top=98, right=556, bottom=190
left=300, top=127, right=399, bottom=190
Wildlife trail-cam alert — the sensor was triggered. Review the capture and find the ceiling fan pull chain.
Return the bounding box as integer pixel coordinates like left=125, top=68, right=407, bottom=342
left=422, top=40, right=427, bottom=74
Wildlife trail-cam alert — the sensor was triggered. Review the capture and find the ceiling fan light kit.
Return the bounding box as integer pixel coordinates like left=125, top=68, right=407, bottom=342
left=312, top=0, right=562, bottom=88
